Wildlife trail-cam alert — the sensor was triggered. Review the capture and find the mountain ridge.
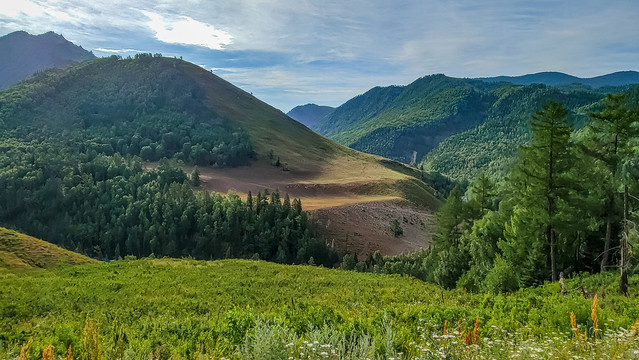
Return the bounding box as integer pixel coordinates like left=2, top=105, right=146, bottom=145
left=476, top=70, right=639, bottom=88
left=0, top=30, right=96, bottom=89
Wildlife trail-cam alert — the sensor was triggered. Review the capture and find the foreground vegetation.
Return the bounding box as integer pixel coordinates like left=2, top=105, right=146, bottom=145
left=341, top=93, right=639, bottom=296
left=1, top=258, right=639, bottom=359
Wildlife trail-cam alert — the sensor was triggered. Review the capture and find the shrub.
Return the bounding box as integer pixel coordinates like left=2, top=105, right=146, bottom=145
left=483, top=255, right=519, bottom=294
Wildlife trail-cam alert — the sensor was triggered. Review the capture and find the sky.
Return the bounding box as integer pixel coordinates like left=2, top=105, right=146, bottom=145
left=1, top=0, right=638, bottom=112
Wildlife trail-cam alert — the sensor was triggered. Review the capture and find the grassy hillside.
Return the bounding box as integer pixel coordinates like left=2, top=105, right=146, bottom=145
left=0, top=227, right=95, bottom=268
left=0, top=55, right=444, bottom=260
left=1, top=258, right=638, bottom=359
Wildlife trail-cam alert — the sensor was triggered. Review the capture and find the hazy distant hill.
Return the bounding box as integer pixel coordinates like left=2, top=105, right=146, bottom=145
left=477, top=71, right=639, bottom=88
left=0, top=30, right=95, bottom=89
left=287, top=103, right=335, bottom=128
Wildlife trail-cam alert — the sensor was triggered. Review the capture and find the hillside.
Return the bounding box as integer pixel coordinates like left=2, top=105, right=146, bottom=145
left=422, top=84, right=604, bottom=181
left=0, top=31, right=95, bottom=90
left=311, top=76, right=498, bottom=163
left=287, top=103, right=335, bottom=128
left=1, top=258, right=638, bottom=359
left=478, top=70, right=639, bottom=88
left=308, top=75, right=622, bottom=180
left=0, top=55, right=443, bottom=257
left=0, top=227, right=95, bottom=268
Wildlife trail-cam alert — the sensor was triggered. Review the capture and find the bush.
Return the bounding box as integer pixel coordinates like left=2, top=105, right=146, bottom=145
left=390, top=219, right=403, bottom=237
left=483, top=256, right=519, bottom=294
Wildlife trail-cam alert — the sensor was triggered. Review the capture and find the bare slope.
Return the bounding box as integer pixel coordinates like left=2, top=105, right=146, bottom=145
left=0, top=227, right=96, bottom=268
left=174, top=61, right=444, bottom=255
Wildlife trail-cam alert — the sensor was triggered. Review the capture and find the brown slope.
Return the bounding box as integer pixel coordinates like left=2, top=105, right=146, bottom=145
left=168, top=61, right=443, bottom=256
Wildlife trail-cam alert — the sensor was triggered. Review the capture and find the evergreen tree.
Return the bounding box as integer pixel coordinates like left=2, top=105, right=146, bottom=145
left=580, top=94, right=639, bottom=271
left=510, top=101, right=574, bottom=282
left=466, top=172, right=497, bottom=219
left=190, top=166, right=201, bottom=187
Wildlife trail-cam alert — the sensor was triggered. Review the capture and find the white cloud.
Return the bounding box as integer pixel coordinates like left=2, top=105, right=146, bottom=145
left=94, top=48, right=144, bottom=53
left=0, top=0, right=48, bottom=18
left=141, top=10, right=233, bottom=50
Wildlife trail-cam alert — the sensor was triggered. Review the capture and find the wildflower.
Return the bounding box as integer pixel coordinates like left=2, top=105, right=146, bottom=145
left=591, top=294, right=599, bottom=338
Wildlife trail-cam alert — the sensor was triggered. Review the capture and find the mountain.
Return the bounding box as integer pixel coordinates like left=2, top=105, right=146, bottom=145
left=0, top=227, right=95, bottom=268
left=477, top=71, right=639, bottom=88
left=422, top=83, right=605, bottom=181
left=311, top=75, right=500, bottom=163
left=0, top=55, right=445, bottom=257
left=307, top=74, right=634, bottom=181
left=287, top=103, right=335, bottom=128
left=0, top=30, right=96, bottom=90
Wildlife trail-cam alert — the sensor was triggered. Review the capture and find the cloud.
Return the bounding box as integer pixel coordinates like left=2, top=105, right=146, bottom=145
left=94, top=48, right=144, bottom=53
left=141, top=10, right=233, bottom=50
left=1, top=0, right=638, bottom=111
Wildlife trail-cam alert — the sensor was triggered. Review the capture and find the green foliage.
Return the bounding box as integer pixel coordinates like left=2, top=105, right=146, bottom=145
left=0, top=139, right=335, bottom=265
left=390, top=218, right=403, bottom=237
left=0, top=56, right=254, bottom=168
left=190, top=166, right=200, bottom=187
left=483, top=256, right=520, bottom=294
left=1, top=259, right=639, bottom=359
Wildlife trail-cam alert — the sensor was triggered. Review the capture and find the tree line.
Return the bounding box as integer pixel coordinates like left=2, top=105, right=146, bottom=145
left=344, top=91, right=639, bottom=294
left=0, top=140, right=337, bottom=266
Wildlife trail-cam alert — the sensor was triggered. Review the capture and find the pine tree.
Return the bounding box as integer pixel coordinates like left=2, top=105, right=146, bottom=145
left=466, top=172, right=497, bottom=218
left=515, top=101, right=574, bottom=282
left=190, top=166, right=201, bottom=187
left=580, top=94, right=639, bottom=272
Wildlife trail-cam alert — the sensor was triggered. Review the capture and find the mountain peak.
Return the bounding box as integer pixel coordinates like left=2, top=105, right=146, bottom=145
left=287, top=103, right=335, bottom=128
left=0, top=30, right=96, bottom=90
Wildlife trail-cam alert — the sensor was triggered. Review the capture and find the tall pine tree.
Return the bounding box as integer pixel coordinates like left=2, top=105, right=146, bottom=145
left=509, top=101, right=574, bottom=282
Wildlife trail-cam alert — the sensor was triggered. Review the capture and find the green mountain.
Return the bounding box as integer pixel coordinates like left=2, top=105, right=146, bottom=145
left=313, top=75, right=501, bottom=163
left=286, top=103, right=334, bottom=128
left=422, top=84, right=605, bottom=181
left=307, top=74, right=634, bottom=181
left=314, top=85, right=404, bottom=137
left=477, top=71, right=639, bottom=88
left=0, top=31, right=95, bottom=90
left=0, top=54, right=445, bottom=261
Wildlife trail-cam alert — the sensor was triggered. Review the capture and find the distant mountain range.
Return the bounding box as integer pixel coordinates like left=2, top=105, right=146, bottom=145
left=287, top=103, right=335, bottom=128
left=476, top=71, right=639, bottom=88
left=292, top=73, right=639, bottom=181
left=0, top=30, right=95, bottom=89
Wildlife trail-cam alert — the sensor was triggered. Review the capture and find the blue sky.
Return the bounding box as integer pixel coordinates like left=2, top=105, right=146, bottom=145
left=1, top=0, right=638, bottom=112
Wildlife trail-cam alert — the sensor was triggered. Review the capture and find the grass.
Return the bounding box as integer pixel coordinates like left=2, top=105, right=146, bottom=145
left=2, top=258, right=639, bottom=359
left=0, top=227, right=95, bottom=268
left=179, top=60, right=441, bottom=210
